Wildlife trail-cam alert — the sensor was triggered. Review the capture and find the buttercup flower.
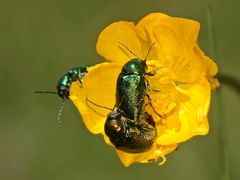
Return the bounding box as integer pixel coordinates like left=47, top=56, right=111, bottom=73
left=69, top=13, right=218, bottom=167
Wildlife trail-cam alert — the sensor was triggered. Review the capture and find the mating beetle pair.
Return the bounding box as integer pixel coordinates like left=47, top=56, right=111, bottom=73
left=37, top=43, right=162, bottom=153
left=105, top=56, right=158, bottom=153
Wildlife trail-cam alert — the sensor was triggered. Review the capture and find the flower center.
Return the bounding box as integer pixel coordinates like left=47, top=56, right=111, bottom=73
left=145, top=60, right=177, bottom=121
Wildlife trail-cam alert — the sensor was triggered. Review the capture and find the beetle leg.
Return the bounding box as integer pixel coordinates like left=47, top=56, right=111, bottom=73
left=144, top=78, right=160, bottom=92
left=145, top=93, right=164, bottom=120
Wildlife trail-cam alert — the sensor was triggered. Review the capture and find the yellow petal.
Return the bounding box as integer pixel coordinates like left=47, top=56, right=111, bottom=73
left=169, top=50, right=206, bottom=83
left=205, top=57, right=218, bottom=76
left=205, top=56, right=218, bottom=77
left=136, top=13, right=171, bottom=61
left=137, top=13, right=170, bottom=37
left=140, top=17, right=204, bottom=83
left=116, top=143, right=178, bottom=167
left=96, top=21, right=144, bottom=63
left=153, top=17, right=200, bottom=54
left=205, top=56, right=220, bottom=89
left=156, top=78, right=210, bottom=145
left=193, top=45, right=219, bottom=88
left=137, top=13, right=200, bottom=65
left=147, top=38, right=206, bottom=83
left=69, top=63, right=122, bottom=134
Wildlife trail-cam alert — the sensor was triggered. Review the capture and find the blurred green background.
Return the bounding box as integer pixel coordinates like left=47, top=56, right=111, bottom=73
left=0, top=0, right=239, bottom=179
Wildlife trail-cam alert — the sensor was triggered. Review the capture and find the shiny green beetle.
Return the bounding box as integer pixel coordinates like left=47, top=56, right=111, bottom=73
left=57, top=66, right=91, bottom=99
left=36, top=65, right=92, bottom=123
left=104, top=44, right=159, bottom=153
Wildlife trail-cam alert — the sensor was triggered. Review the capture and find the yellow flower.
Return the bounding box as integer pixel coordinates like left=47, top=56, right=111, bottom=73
left=69, top=13, right=218, bottom=167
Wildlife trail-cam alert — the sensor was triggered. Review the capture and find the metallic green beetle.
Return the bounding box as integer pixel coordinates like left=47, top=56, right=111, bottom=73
left=57, top=66, right=91, bottom=99
left=36, top=65, right=92, bottom=124
left=36, top=65, right=91, bottom=99
left=104, top=58, right=158, bottom=153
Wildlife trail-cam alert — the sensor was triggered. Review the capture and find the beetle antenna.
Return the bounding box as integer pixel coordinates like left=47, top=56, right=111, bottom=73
left=119, top=41, right=140, bottom=58
left=57, top=99, right=65, bottom=127
left=35, top=91, right=57, bottom=95
left=86, top=96, right=113, bottom=111
left=144, top=42, right=156, bottom=62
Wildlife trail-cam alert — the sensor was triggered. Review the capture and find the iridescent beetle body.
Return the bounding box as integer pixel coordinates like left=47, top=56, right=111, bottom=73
left=105, top=58, right=157, bottom=153
left=117, top=59, right=146, bottom=121
left=35, top=65, right=92, bottom=124
left=57, top=66, right=91, bottom=99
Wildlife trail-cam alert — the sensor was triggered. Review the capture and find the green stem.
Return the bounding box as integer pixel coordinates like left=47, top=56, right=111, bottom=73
left=205, top=1, right=230, bottom=180
left=217, top=74, right=240, bottom=93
